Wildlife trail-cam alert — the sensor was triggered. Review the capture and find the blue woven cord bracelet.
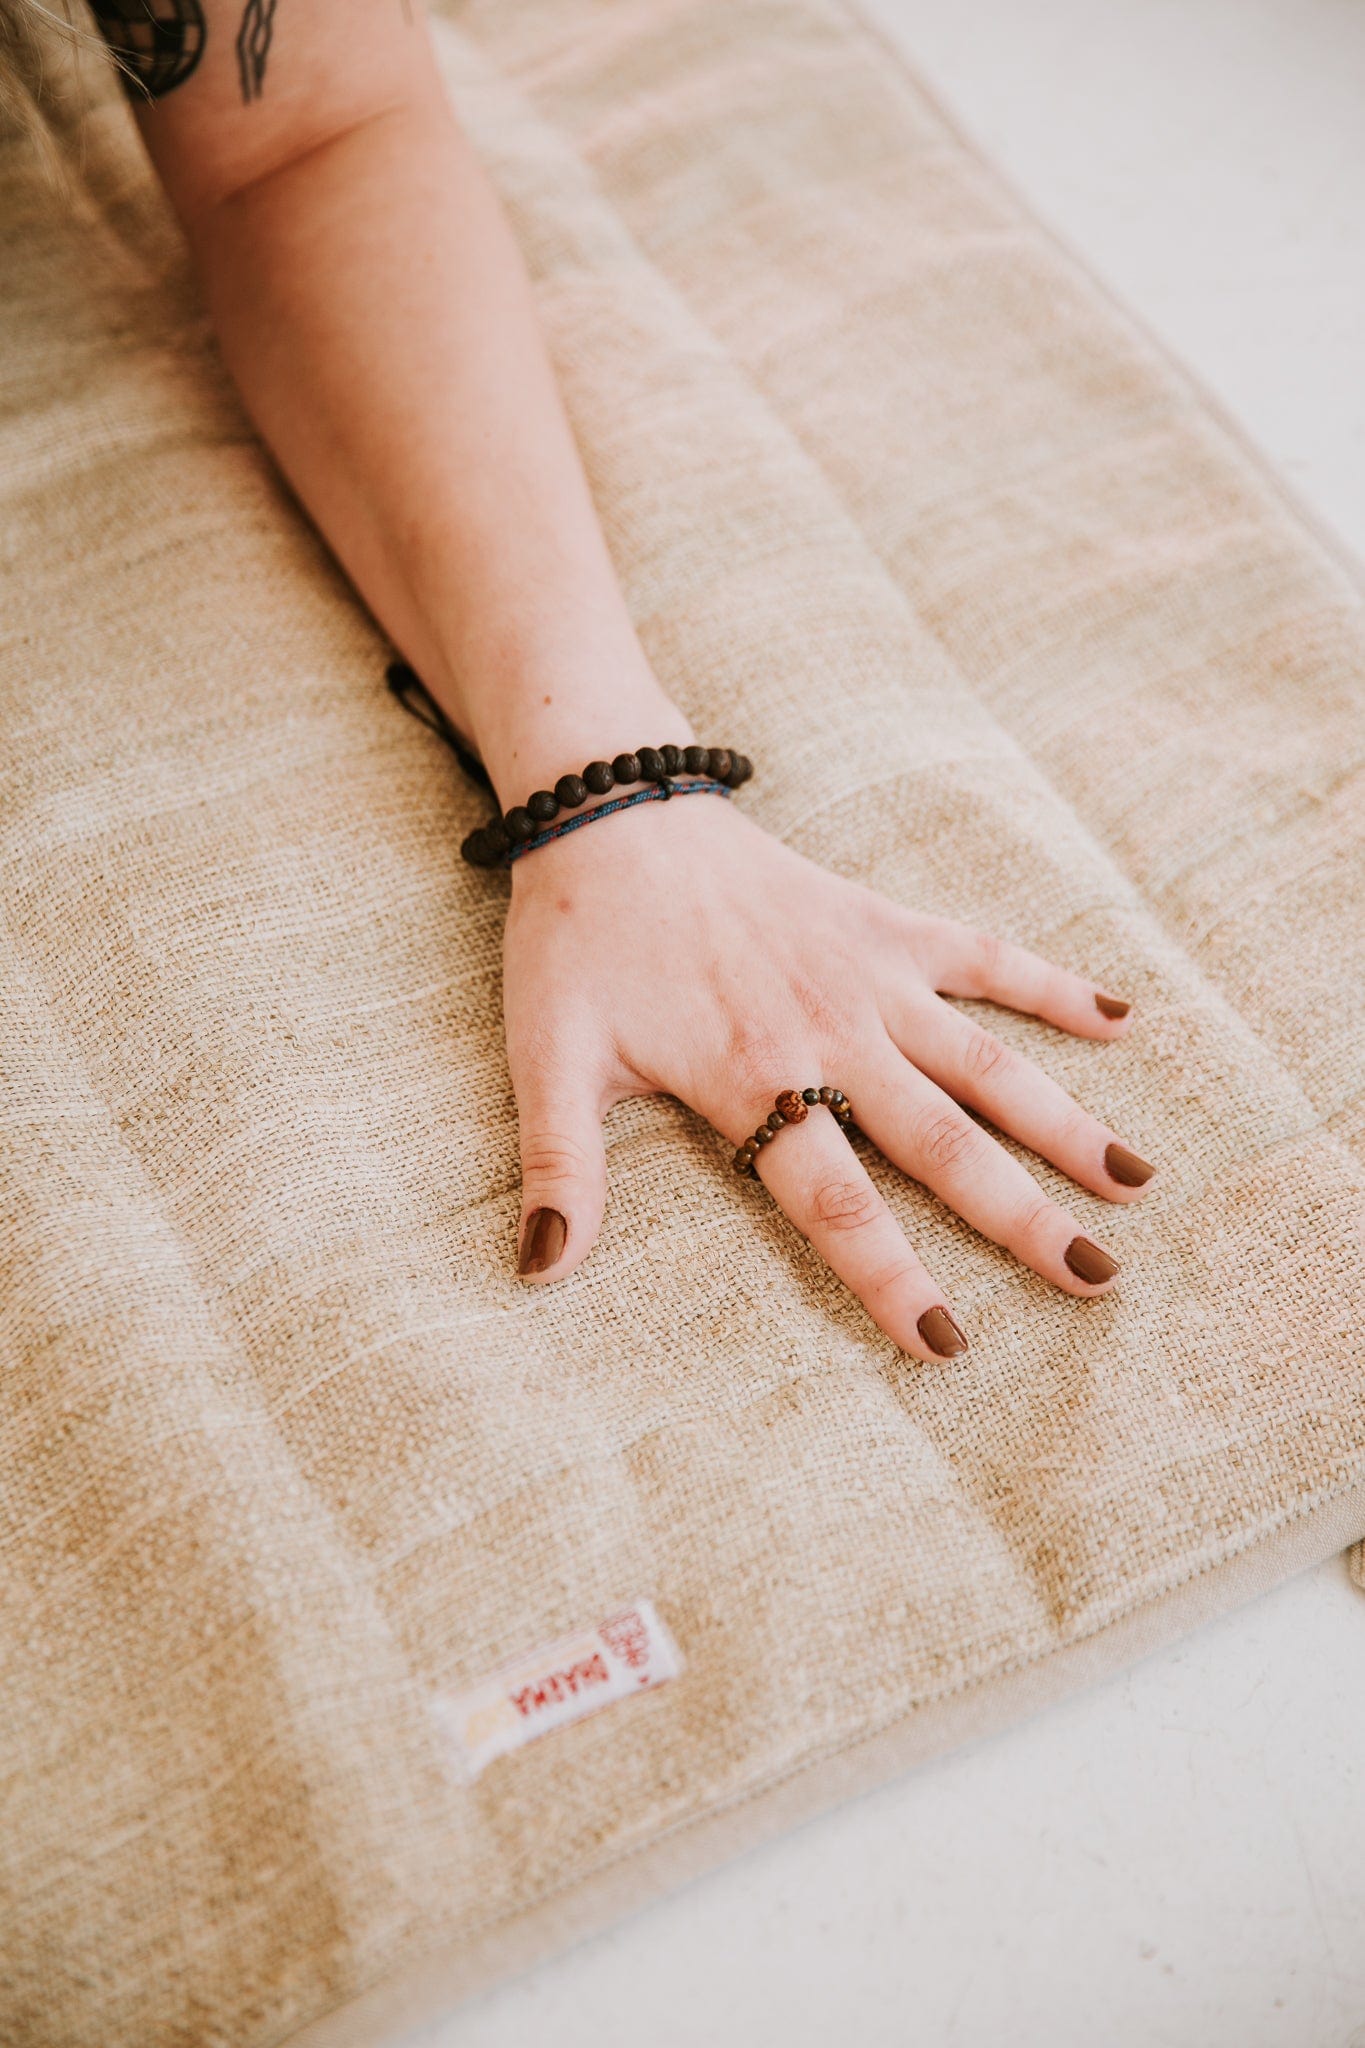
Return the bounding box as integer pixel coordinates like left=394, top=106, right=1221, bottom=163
left=506, top=778, right=733, bottom=864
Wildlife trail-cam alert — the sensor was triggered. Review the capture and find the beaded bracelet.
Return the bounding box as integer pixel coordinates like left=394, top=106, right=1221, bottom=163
left=462, top=743, right=753, bottom=868
left=505, top=777, right=733, bottom=863
left=385, top=659, right=754, bottom=870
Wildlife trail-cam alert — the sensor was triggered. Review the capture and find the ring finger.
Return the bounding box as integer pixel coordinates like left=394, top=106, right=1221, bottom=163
left=706, top=1084, right=970, bottom=1364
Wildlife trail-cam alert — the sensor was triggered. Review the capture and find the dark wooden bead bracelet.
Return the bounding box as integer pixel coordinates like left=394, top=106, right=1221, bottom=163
left=465, top=743, right=754, bottom=868
left=384, top=661, right=753, bottom=870
left=733, top=1088, right=854, bottom=1176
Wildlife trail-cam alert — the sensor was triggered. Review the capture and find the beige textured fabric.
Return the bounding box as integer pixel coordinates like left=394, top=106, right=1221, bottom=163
left=2, top=4, right=1364, bottom=2044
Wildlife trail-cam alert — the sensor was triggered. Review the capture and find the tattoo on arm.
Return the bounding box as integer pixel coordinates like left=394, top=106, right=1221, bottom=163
left=94, top=0, right=407, bottom=114
left=90, top=0, right=207, bottom=99
left=235, top=0, right=278, bottom=102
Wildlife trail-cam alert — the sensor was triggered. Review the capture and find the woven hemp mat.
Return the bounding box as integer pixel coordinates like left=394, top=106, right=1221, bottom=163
left=2, top=3, right=1364, bottom=2043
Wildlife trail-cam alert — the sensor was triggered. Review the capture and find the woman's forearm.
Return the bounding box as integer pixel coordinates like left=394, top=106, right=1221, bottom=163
left=150, top=33, right=689, bottom=802
left=117, top=1, right=1144, bottom=1332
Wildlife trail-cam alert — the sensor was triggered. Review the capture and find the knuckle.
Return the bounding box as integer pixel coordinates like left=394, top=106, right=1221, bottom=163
left=810, top=1174, right=882, bottom=1235
left=1015, top=1191, right=1056, bottom=1246
left=911, top=913, right=957, bottom=971
left=520, top=1129, right=595, bottom=1187
left=915, top=1108, right=978, bottom=1174
left=509, top=1012, right=594, bottom=1096
left=963, top=1029, right=1014, bottom=1086
left=724, top=1018, right=786, bottom=1100
left=864, top=1255, right=920, bottom=1306
left=788, top=969, right=844, bottom=1043
left=972, top=929, right=1003, bottom=982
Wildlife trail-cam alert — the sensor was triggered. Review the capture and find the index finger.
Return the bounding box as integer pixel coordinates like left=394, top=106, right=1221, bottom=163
left=919, top=919, right=1134, bottom=1041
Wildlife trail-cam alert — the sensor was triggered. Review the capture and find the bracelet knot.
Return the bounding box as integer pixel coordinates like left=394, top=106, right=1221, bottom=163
left=383, top=661, right=754, bottom=870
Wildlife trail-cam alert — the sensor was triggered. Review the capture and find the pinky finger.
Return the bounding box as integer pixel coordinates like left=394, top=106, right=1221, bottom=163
left=925, top=921, right=1134, bottom=1040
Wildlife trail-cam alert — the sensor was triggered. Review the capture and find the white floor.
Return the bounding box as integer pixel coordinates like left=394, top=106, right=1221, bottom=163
left=413, top=6, right=1365, bottom=2043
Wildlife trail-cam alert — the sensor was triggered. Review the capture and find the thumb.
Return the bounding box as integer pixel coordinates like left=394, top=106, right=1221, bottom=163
left=508, top=1038, right=609, bottom=1284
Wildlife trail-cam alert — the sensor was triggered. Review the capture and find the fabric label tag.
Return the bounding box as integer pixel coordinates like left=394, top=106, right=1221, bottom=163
left=431, top=1599, right=683, bottom=1780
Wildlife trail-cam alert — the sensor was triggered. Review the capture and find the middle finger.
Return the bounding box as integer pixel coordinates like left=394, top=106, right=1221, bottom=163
left=885, top=991, right=1157, bottom=1203
left=853, top=1039, right=1124, bottom=1295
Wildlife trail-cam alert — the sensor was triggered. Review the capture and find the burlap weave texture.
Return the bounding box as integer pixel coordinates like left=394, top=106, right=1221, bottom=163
left=2, top=5, right=1364, bottom=2044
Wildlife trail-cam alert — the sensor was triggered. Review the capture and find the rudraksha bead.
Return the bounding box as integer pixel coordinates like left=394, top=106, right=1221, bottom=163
left=504, top=807, right=538, bottom=843
left=583, top=760, right=615, bottom=795
left=637, top=747, right=665, bottom=782
left=527, top=790, right=559, bottom=822
left=554, top=773, right=588, bottom=809
left=683, top=744, right=708, bottom=774
left=706, top=747, right=732, bottom=782
left=612, top=751, right=640, bottom=785
left=660, top=744, right=683, bottom=775
left=732, top=1086, right=855, bottom=1178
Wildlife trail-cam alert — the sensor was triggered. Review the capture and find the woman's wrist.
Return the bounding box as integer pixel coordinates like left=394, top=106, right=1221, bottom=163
left=482, top=695, right=699, bottom=813
left=429, top=639, right=697, bottom=814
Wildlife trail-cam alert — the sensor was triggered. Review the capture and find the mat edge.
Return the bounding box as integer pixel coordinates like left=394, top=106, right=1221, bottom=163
left=835, top=0, right=1365, bottom=601
left=280, top=1474, right=1365, bottom=2048
left=277, top=9, right=1365, bottom=2040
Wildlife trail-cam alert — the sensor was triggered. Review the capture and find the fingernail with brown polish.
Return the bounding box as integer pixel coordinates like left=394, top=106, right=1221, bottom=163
left=1105, top=1141, right=1155, bottom=1188
left=1095, top=993, right=1131, bottom=1020
left=518, top=1206, right=566, bottom=1276
left=917, top=1305, right=969, bottom=1358
left=1064, top=1236, right=1119, bottom=1285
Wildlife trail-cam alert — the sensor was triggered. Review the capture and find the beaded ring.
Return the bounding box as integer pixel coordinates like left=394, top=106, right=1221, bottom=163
left=733, top=1087, right=854, bottom=1177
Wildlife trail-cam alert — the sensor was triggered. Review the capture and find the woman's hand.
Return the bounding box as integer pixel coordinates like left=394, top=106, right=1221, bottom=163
left=503, top=793, right=1154, bottom=1362
left=118, top=0, right=1147, bottom=1359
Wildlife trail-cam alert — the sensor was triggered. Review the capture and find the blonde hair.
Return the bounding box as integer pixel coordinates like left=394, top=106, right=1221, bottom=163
left=0, top=1, right=112, bottom=179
